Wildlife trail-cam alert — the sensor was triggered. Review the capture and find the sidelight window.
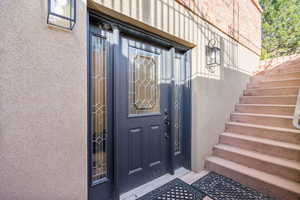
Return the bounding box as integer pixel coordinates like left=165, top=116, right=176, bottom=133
left=91, top=35, right=108, bottom=184
left=174, top=54, right=185, bottom=154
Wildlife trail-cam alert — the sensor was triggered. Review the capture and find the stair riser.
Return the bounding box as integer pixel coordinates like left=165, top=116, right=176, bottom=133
left=244, top=88, right=299, bottom=96
left=225, top=123, right=300, bottom=144
left=230, top=114, right=295, bottom=129
left=213, top=147, right=300, bottom=182
left=251, top=72, right=300, bottom=83
left=219, top=135, right=300, bottom=161
left=235, top=105, right=295, bottom=115
left=248, top=80, right=300, bottom=89
left=240, top=96, right=297, bottom=105
left=205, top=160, right=300, bottom=200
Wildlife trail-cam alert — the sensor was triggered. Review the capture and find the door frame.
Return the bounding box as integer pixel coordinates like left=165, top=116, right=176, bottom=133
left=87, top=9, right=192, bottom=200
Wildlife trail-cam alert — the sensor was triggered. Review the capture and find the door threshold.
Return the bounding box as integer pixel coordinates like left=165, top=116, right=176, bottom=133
left=120, top=167, right=190, bottom=200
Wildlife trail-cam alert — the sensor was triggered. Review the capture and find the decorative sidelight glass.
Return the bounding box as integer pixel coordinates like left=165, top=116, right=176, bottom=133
left=47, top=0, right=76, bottom=30
left=91, top=35, right=108, bottom=184
left=174, top=54, right=185, bottom=154
left=128, top=48, right=160, bottom=115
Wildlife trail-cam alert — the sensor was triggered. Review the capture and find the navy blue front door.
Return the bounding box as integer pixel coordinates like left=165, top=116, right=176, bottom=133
left=118, top=36, right=172, bottom=193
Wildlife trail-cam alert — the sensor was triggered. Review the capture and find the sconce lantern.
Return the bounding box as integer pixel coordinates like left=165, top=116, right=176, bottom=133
left=47, top=0, right=76, bottom=30
left=206, top=39, right=221, bottom=72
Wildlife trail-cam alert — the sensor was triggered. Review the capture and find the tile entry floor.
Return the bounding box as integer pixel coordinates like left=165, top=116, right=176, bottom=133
left=120, top=168, right=213, bottom=200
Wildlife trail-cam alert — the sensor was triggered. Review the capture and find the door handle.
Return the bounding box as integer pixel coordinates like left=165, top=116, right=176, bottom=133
left=164, top=132, right=169, bottom=139
left=163, top=111, right=170, bottom=126
left=164, top=119, right=170, bottom=126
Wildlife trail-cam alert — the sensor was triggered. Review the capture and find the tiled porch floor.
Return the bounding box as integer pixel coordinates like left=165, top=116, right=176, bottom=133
left=120, top=168, right=213, bottom=200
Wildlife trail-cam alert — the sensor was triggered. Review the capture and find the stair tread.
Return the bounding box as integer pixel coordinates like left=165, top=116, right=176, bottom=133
left=214, top=144, right=300, bottom=170
left=206, top=156, right=300, bottom=194
left=236, top=104, right=295, bottom=107
left=255, top=78, right=300, bottom=83
left=226, top=121, right=300, bottom=134
left=242, top=95, right=297, bottom=97
left=253, top=71, right=300, bottom=78
left=221, top=132, right=300, bottom=150
left=246, top=86, right=300, bottom=90
left=231, top=112, right=294, bottom=119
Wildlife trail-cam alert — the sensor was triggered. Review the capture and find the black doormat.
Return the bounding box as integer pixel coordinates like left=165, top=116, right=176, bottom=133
left=137, top=178, right=206, bottom=200
left=191, top=172, right=277, bottom=200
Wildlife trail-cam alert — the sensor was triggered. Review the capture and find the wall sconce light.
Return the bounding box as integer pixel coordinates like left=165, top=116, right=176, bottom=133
left=47, top=0, right=76, bottom=30
left=206, top=39, right=221, bottom=73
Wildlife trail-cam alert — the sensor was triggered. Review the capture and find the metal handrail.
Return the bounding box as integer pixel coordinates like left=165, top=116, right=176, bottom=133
left=293, top=89, right=300, bottom=129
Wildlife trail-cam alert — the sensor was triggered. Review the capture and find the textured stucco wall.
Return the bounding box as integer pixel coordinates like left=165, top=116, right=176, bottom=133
left=191, top=43, right=259, bottom=171
left=0, top=0, right=88, bottom=200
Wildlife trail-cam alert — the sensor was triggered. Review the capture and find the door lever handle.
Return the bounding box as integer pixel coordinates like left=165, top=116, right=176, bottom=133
left=164, top=119, right=170, bottom=126
left=164, top=132, right=169, bottom=139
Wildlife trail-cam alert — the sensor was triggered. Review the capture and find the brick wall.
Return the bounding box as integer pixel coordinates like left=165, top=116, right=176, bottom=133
left=176, top=0, right=262, bottom=54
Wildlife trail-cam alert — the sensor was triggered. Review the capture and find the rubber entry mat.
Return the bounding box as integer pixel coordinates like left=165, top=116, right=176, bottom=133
left=137, top=178, right=206, bottom=200
left=192, top=172, right=277, bottom=200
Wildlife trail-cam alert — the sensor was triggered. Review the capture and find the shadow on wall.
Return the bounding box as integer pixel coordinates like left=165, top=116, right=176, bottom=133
left=157, top=0, right=255, bottom=81
left=190, top=67, right=250, bottom=171
left=90, top=0, right=257, bottom=81
left=185, top=11, right=248, bottom=81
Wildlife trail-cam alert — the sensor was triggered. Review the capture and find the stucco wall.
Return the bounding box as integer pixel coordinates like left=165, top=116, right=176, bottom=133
left=0, top=0, right=87, bottom=200
left=191, top=43, right=259, bottom=171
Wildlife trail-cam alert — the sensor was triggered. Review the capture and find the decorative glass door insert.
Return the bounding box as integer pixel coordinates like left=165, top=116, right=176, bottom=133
left=128, top=47, right=161, bottom=115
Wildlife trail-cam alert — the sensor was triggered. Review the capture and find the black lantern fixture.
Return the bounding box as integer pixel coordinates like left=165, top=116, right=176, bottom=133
left=47, top=0, right=76, bottom=30
left=206, top=39, right=221, bottom=73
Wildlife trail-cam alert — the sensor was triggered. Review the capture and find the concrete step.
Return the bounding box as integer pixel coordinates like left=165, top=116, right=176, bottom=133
left=239, top=95, right=297, bottom=105
left=213, top=144, right=300, bottom=182
left=244, top=86, right=299, bottom=96
left=230, top=112, right=295, bottom=129
left=219, top=132, right=300, bottom=161
left=225, top=122, right=300, bottom=144
left=270, top=65, right=300, bottom=74
left=251, top=72, right=300, bottom=83
left=267, top=62, right=300, bottom=74
left=248, top=78, right=300, bottom=88
left=205, top=156, right=300, bottom=200
left=235, top=104, right=295, bottom=115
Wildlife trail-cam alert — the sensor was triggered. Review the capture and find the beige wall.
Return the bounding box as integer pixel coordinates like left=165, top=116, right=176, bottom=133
left=191, top=43, right=259, bottom=171
left=0, top=0, right=87, bottom=200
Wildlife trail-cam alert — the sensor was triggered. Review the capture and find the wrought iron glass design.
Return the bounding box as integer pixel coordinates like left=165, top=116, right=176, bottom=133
left=91, top=35, right=108, bottom=184
left=174, top=54, right=185, bottom=154
left=129, top=48, right=160, bottom=115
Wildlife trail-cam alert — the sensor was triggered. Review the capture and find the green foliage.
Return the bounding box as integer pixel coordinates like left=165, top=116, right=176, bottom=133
left=259, top=0, right=300, bottom=59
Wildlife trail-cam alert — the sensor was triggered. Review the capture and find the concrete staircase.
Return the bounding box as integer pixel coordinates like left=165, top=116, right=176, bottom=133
left=205, top=58, right=300, bottom=200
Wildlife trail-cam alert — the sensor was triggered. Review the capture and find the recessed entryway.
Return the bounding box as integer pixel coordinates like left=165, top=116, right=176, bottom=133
left=87, top=11, right=192, bottom=200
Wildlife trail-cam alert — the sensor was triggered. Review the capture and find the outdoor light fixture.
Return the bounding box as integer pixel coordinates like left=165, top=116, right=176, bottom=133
left=206, top=39, right=221, bottom=73
left=47, top=0, right=76, bottom=30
